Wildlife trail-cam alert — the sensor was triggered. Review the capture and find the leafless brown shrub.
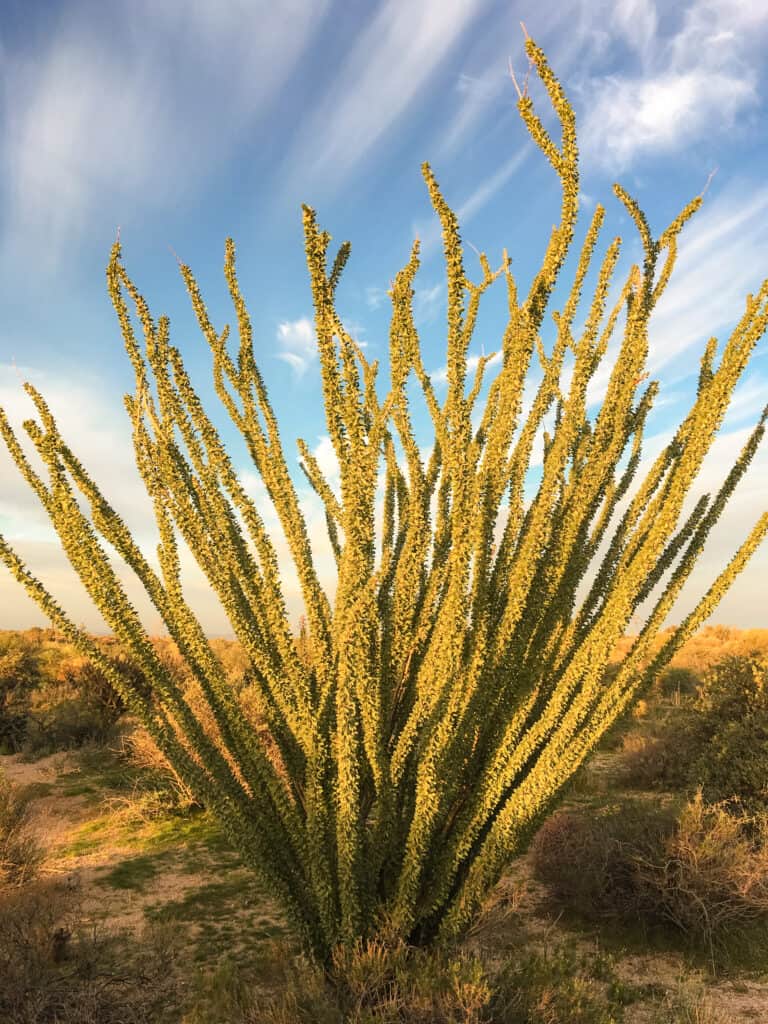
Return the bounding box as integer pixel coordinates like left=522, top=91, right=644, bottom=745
left=632, top=791, right=768, bottom=967
left=0, top=773, right=44, bottom=889
left=0, top=878, right=184, bottom=1024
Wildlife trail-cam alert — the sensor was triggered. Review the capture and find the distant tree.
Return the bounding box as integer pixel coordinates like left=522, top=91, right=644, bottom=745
left=0, top=36, right=766, bottom=963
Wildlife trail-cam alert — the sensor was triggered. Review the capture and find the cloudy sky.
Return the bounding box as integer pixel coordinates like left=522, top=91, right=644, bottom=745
left=0, top=0, right=766, bottom=637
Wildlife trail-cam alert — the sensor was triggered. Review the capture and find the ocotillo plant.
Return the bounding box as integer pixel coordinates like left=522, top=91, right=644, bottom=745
left=1, top=37, right=767, bottom=963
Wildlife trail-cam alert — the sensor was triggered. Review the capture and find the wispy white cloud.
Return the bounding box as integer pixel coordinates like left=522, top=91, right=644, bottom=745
left=276, top=318, right=318, bottom=376
left=365, top=286, right=387, bottom=311
left=429, top=346, right=502, bottom=387
left=414, top=283, right=444, bottom=326
left=647, top=182, right=768, bottom=377
left=579, top=0, right=766, bottom=171
left=723, top=375, right=768, bottom=428
left=310, top=435, right=341, bottom=490
left=276, top=315, right=369, bottom=377
left=581, top=71, right=754, bottom=172
left=280, top=0, right=490, bottom=197
left=437, top=68, right=509, bottom=159
left=0, top=0, right=330, bottom=277
left=609, top=0, right=658, bottom=60
left=367, top=277, right=442, bottom=329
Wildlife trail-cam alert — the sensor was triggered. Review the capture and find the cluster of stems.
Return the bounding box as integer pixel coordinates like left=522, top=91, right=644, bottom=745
left=1, top=38, right=767, bottom=963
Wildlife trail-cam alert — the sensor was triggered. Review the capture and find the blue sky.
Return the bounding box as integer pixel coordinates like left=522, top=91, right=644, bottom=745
left=0, top=0, right=766, bottom=637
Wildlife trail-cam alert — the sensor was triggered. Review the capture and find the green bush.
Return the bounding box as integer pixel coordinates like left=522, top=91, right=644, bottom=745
left=20, top=651, right=151, bottom=756
left=22, top=696, right=118, bottom=755
left=0, top=635, right=42, bottom=753
left=616, top=655, right=768, bottom=809
left=652, top=666, right=700, bottom=702
left=616, top=709, right=697, bottom=791
left=687, top=656, right=768, bottom=812
left=64, top=652, right=153, bottom=722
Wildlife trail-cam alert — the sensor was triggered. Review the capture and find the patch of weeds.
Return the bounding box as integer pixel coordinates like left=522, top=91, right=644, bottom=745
left=134, top=808, right=235, bottom=857
left=490, top=943, right=629, bottom=1023
left=183, top=954, right=265, bottom=1024
left=75, top=745, right=138, bottom=791
left=705, top=918, right=768, bottom=976
left=60, top=781, right=98, bottom=797
left=651, top=977, right=730, bottom=1023
left=583, top=947, right=666, bottom=1006
left=58, top=815, right=114, bottom=856
left=97, top=850, right=174, bottom=891
left=557, top=907, right=695, bottom=962
left=17, top=780, right=55, bottom=800
left=0, top=773, right=44, bottom=886
left=146, top=876, right=263, bottom=925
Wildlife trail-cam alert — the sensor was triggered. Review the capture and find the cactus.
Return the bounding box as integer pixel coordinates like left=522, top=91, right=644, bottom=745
left=0, top=37, right=766, bottom=963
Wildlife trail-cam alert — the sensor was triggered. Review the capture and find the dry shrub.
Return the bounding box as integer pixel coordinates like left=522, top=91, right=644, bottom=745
left=118, top=724, right=200, bottom=815
left=19, top=647, right=152, bottom=756
left=669, top=626, right=768, bottom=677
left=0, top=773, right=44, bottom=889
left=653, top=978, right=730, bottom=1024
left=232, top=937, right=494, bottom=1024
left=0, top=877, right=184, bottom=1024
left=632, top=791, right=768, bottom=965
left=0, top=635, right=42, bottom=752
left=208, top=637, right=251, bottom=683
left=532, top=792, right=768, bottom=968
left=530, top=799, right=678, bottom=921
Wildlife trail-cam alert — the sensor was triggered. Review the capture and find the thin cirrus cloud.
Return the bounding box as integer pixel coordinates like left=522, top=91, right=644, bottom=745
left=365, top=281, right=445, bottom=323
left=584, top=180, right=768, bottom=409
left=278, top=0, right=491, bottom=200
left=646, top=181, right=768, bottom=378
left=436, top=68, right=511, bottom=160
left=412, top=145, right=529, bottom=256
left=0, top=0, right=330, bottom=278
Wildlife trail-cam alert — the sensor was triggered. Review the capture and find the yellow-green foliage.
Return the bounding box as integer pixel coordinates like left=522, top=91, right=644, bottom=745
left=1, top=38, right=767, bottom=962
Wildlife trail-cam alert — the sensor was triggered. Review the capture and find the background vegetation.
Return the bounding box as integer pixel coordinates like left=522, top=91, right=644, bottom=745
left=1, top=624, right=767, bottom=1021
